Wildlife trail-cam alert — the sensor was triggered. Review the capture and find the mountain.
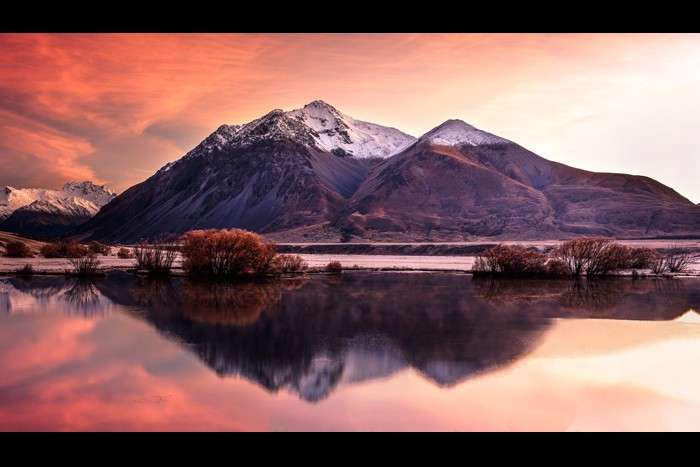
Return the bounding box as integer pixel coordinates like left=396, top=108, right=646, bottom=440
left=0, top=182, right=116, bottom=239
left=75, top=101, right=415, bottom=242
left=340, top=120, right=700, bottom=240
left=76, top=101, right=700, bottom=242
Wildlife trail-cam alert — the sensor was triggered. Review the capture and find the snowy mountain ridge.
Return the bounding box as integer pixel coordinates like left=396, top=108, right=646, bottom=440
left=0, top=181, right=115, bottom=223
left=176, top=100, right=416, bottom=166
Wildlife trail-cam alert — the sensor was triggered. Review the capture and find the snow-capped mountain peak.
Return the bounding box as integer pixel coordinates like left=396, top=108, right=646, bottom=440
left=0, top=181, right=116, bottom=223
left=421, top=119, right=509, bottom=147
left=176, top=100, right=416, bottom=166
left=62, top=181, right=116, bottom=206
left=287, top=100, right=415, bottom=158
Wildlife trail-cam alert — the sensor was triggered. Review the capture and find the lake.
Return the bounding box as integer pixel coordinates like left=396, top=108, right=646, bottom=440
left=1, top=271, right=699, bottom=431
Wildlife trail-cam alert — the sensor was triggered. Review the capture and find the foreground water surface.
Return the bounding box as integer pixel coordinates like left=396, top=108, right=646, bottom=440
left=0, top=271, right=699, bottom=431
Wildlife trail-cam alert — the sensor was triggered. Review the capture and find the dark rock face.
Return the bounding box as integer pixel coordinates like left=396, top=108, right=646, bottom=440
left=74, top=103, right=700, bottom=242
left=78, top=137, right=374, bottom=242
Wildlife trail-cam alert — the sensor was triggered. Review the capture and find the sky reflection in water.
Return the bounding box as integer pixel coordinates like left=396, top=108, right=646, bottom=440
left=0, top=272, right=699, bottom=431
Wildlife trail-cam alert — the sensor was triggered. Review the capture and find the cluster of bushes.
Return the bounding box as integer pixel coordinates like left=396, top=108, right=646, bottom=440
left=41, top=240, right=89, bottom=258
left=4, top=240, right=34, bottom=258
left=473, top=238, right=692, bottom=277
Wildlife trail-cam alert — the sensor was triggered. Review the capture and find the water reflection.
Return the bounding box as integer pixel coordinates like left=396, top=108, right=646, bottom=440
left=1, top=276, right=112, bottom=317
left=1, top=273, right=698, bottom=404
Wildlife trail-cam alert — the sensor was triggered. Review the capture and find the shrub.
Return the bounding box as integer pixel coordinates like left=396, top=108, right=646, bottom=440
left=133, top=241, right=177, bottom=275
left=15, top=264, right=34, bottom=275
left=181, top=229, right=276, bottom=277
left=87, top=241, right=111, bottom=255
left=325, top=261, right=343, bottom=273
left=41, top=240, right=88, bottom=258
left=627, top=247, right=659, bottom=269
left=545, top=258, right=570, bottom=276
left=555, top=237, right=612, bottom=276
left=271, top=254, right=308, bottom=273
left=473, top=245, right=548, bottom=275
left=664, top=245, right=693, bottom=273
left=116, top=247, right=132, bottom=259
left=68, top=254, right=101, bottom=275
left=5, top=240, right=33, bottom=258
left=651, top=256, right=668, bottom=274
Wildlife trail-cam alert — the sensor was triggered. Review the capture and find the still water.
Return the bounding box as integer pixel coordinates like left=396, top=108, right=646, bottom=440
left=0, top=271, right=699, bottom=431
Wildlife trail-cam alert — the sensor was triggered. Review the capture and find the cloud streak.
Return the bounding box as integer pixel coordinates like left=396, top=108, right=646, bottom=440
left=1, top=33, right=699, bottom=201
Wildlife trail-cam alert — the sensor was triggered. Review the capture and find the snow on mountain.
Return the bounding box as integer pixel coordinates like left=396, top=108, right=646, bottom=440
left=420, top=119, right=509, bottom=147
left=287, top=100, right=415, bottom=158
left=0, top=182, right=115, bottom=222
left=62, top=181, right=116, bottom=206
left=173, top=100, right=415, bottom=166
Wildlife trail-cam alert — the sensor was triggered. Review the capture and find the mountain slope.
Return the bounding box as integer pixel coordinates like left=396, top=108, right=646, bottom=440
left=0, top=182, right=116, bottom=239
left=341, top=120, right=700, bottom=240
left=76, top=104, right=699, bottom=242
left=76, top=102, right=413, bottom=242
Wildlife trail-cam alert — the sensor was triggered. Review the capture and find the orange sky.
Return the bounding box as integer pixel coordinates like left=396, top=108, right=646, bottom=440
left=1, top=33, right=699, bottom=202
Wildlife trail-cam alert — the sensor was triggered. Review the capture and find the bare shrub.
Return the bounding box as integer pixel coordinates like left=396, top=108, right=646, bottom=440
left=325, top=261, right=343, bottom=273
left=180, top=229, right=276, bottom=277
left=5, top=240, right=33, bottom=258
left=271, top=254, right=308, bottom=273
left=587, top=243, right=631, bottom=275
left=68, top=254, right=101, bottom=276
left=473, top=245, right=548, bottom=275
left=116, top=247, right=132, bottom=259
left=87, top=241, right=111, bottom=256
left=555, top=238, right=613, bottom=276
left=664, top=244, right=693, bottom=273
left=651, top=256, right=668, bottom=274
left=133, top=241, right=177, bottom=275
left=41, top=240, right=88, bottom=258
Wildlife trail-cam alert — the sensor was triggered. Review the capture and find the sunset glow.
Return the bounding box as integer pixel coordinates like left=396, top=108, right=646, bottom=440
left=1, top=33, right=699, bottom=201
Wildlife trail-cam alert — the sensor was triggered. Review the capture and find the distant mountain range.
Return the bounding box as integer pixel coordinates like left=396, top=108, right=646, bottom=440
left=0, top=182, right=115, bottom=239
left=27, top=100, right=700, bottom=241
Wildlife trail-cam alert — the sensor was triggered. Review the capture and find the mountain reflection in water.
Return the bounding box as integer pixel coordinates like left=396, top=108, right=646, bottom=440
left=1, top=272, right=698, bottom=403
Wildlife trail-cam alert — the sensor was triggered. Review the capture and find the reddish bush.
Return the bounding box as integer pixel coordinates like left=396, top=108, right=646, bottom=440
left=545, top=258, right=570, bottom=276
left=5, top=240, right=33, bottom=258
left=116, top=247, right=132, bottom=259
left=554, top=237, right=612, bottom=276
left=181, top=229, right=276, bottom=277
left=40, top=240, right=88, bottom=258
left=271, top=254, right=308, bottom=273
left=325, top=261, right=343, bottom=273
left=626, top=247, right=659, bottom=269
left=473, top=245, right=548, bottom=275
